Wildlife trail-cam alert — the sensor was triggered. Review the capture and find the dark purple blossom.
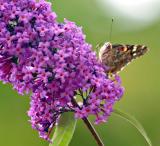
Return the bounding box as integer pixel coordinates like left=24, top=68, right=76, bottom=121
left=0, top=0, right=124, bottom=142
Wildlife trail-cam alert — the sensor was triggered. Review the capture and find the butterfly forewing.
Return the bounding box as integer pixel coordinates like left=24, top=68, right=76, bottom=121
left=99, top=42, right=148, bottom=74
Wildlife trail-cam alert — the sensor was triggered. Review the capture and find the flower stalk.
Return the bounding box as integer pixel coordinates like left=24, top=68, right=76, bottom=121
left=82, top=118, right=104, bottom=146
left=71, top=97, right=104, bottom=146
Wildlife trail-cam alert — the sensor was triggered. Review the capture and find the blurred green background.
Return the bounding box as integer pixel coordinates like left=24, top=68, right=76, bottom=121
left=0, top=0, right=159, bottom=146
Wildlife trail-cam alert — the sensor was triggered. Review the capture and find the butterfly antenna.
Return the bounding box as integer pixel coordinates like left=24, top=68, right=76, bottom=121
left=109, top=18, right=114, bottom=42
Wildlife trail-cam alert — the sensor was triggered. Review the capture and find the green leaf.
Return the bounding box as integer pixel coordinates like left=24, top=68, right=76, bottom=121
left=49, top=112, right=77, bottom=146
left=113, top=109, right=152, bottom=146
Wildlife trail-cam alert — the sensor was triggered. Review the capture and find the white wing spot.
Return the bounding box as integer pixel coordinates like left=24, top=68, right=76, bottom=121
left=133, top=53, right=137, bottom=56
left=133, top=46, right=137, bottom=52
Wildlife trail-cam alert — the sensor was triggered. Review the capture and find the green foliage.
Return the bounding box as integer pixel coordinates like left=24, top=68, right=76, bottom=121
left=114, top=109, right=152, bottom=146
left=50, top=113, right=77, bottom=146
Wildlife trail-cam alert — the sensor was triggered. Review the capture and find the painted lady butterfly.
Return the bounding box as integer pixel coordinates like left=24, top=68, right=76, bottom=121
left=99, top=42, right=148, bottom=74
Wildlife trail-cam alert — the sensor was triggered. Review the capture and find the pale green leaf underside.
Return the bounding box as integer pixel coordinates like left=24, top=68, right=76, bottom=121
left=50, top=112, right=77, bottom=146
left=114, top=109, right=152, bottom=146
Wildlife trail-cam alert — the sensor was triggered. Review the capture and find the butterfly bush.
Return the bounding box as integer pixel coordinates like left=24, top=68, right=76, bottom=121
left=0, top=0, right=124, bottom=141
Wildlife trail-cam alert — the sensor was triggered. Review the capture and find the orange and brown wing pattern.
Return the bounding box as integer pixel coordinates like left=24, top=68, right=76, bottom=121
left=99, top=42, right=148, bottom=74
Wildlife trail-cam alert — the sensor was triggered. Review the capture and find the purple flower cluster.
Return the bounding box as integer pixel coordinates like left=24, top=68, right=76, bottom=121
left=0, top=0, right=124, bottom=142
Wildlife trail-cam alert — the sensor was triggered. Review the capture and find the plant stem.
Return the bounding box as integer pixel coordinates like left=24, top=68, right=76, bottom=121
left=71, top=98, right=104, bottom=146
left=82, top=117, right=104, bottom=146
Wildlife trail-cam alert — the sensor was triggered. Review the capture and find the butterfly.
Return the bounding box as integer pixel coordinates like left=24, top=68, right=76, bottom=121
left=98, top=42, right=148, bottom=74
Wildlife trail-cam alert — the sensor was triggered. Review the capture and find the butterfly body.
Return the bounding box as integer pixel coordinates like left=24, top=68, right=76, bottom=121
left=99, top=42, right=148, bottom=74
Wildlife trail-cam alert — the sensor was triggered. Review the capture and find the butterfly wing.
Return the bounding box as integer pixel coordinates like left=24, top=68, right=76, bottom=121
left=99, top=42, right=148, bottom=74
